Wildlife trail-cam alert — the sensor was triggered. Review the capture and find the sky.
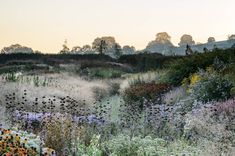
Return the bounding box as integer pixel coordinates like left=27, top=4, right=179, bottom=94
left=0, top=0, right=234, bottom=53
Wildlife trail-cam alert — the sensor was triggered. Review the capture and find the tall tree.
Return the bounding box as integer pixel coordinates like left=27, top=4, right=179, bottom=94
left=178, top=34, right=195, bottom=46
left=92, top=36, right=117, bottom=55
left=145, top=32, right=173, bottom=55
left=81, top=45, right=92, bottom=52
left=60, top=39, right=70, bottom=54
left=155, top=32, right=172, bottom=44
left=228, top=34, right=235, bottom=40
left=92, top=39, right=107, bottom=55
left=122, top=45, right=135, bottom=55
left=71, top=46, right=82, bottom=53
left=113, top=43, right=122, bottom=58
left=207, top=37, right=216, bottom=43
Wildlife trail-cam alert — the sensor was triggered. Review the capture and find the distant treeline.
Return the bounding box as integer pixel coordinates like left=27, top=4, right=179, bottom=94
left=0, top=47, right=235, bottom=73
left=0, top=53, right=115, bottom=65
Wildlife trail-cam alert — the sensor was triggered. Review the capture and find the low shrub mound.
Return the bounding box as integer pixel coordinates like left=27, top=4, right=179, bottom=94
left=191, top=71, right=233, bottom=102
left=124, top=83, right=171, bottom=107
left=102, top=134, right=201, bottom=156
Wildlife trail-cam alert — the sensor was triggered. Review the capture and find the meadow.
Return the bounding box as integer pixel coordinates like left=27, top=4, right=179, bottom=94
left=0, top=47, right=235, bottom=156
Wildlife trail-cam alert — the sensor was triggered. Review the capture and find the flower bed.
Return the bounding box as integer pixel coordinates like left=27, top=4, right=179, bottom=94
left=0, top=127, right=55, bottom=156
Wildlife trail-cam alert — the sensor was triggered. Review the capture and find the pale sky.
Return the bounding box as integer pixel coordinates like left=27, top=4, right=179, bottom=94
left=0, top=0, right=234, bottom=53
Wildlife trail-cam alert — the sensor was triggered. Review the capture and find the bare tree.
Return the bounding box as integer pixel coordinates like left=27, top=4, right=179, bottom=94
left=60, top=39, right=70, bottom=54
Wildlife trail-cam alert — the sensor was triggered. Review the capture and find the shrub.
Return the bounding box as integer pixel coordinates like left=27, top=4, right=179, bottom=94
left=102, top=135, right=167, bottom=156
left=191, top=71, right=233, bottom=102
left=123, top=83, right=171, bottom=107
left=165, top=49, right=235, bottom=86
left=214, top=98, right=235, bottom=119
left=86, top=68, right=125, bottom=79
left=102, top=135, right=201, bottom=156
left=184, top=99, right=235, bottom=155
left=76, top=135, right=102, bottom=156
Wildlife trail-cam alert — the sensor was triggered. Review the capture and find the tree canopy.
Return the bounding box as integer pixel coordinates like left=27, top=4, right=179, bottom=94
left=178, top=34, right=195, bottom=46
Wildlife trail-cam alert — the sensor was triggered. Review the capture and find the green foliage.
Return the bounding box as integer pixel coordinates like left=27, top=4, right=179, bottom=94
left=2, top=73, right=50, bottom=87
left=76, top=135, right=102, bottom=156
left=191, top=71, right=233, bottom=102
left=2, top=48, right=235, bottom=156
left=102, top=135, right=201, bottom=156
left=102, top=135, right=167, bottom=156
left=4, top=72, right=18, bottom=82
left=165, top=49, right=235, bottom=86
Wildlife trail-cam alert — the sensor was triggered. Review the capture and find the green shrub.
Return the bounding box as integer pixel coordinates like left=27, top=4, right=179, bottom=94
left=76, top=135, right=102, bottom=156
left=4, top=72, right=18, bottom=82
left=102, top=135, right=167, bottom=156
left=102, top=135, right=201, bottom=156
left=165, top=49, right=235, bottom=86
left=191, top=71, right=233, bottom=102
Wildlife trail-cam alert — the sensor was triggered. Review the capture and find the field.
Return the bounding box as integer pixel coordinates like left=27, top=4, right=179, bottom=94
left=0, top=48, right=235, bottom=156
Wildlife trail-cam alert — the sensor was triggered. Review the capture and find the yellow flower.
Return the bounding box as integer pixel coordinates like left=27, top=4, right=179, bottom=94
left=190, top=73, right=201, bottom=86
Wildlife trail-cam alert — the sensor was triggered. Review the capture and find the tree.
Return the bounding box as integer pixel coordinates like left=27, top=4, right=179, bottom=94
left=1, top=44, right=34, bottom=54
left=155, top=32, right=172, bottom=44
left=228, top=34, right=235, bottom=40
left=113, top=43, right=122, bottom=58
left=207, top=37, right=215, bottom=43
left=145, top=32, right=174, bottom=55
left=178, top=34, right=195, bottom=46
left=92, top=36, right=118, bottom=55
left=81, top=45, right=92, bottom=52
left=92, top=39, right=107, bottom=55
left=60, top=40, right=70, bottom=54
left=122, top=45, right=136, bottom=55
left=71, top=46, right=82, bottom=53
